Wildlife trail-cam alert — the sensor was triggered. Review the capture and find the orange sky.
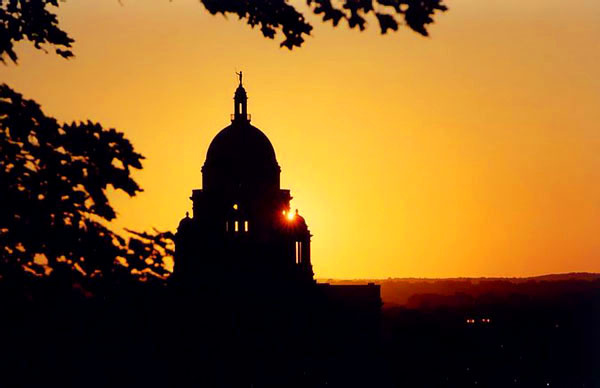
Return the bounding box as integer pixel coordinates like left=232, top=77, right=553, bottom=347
left=3, top=0, right=600, bottom=278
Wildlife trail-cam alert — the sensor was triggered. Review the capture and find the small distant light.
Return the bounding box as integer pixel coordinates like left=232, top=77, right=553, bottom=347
left=233, top=203, right=238, bottom=210
left=287, top=211, right=295, bottom=221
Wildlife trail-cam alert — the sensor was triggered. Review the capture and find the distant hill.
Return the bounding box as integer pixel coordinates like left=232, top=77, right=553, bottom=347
left=318, top=273, right=600, bottom=307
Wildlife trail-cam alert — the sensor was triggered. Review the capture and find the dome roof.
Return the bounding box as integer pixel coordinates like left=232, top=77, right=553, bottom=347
left=204, top=120, right=278, bottom=170
left=202, top=78, right=281, bottom=192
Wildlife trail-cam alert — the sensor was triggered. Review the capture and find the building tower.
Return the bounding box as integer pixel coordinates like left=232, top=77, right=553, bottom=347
left=174, top=73, right=313, bottom=286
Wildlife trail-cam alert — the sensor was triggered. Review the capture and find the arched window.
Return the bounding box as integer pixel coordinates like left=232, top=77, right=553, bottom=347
left=295, top=241, right=302, bottom=264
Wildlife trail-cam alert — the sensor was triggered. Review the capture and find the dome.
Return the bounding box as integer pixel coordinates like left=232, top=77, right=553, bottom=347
left=204, top=120, right=278, bottom=169
left=202, top=77, right=281, bottom=193
left=202, top=120, right=280, bottom=192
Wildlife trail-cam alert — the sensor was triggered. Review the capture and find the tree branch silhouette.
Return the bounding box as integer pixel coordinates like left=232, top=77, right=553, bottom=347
left=0, top=0, right=74, bottom=63
left=1, top=0, right=447, bottom=62
left=0, top=84, right=172, bottom=278
left=0, top=0, right=446, bottom=277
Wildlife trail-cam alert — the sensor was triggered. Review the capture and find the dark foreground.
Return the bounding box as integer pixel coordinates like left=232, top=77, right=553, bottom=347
left=380, top=277, right=600, bottom=387
left=1, top=274, right=598, bottom=387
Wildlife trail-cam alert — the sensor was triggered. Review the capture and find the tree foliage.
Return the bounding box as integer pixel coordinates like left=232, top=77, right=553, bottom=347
left=0, top=0, right=447, bottom=278
left=0, top=0, right=74, bottom=63
left=1, top=0, right=447, bottom=62
left=0, top=84, right=172, bottom=278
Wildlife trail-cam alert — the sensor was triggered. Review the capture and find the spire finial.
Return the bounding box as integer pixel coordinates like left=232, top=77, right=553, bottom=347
left=233, top=71, right=248, bottom=121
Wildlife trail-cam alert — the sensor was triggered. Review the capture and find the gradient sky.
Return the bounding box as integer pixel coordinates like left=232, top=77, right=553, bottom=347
left=3, top=0, right=600, bottom=278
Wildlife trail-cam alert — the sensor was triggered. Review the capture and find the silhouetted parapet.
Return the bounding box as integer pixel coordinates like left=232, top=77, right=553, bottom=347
left=318, top=282, right=382, bottom=318
left=316, top=282, right=383, bottom=343
left=318, top=282, right=382, bottom=308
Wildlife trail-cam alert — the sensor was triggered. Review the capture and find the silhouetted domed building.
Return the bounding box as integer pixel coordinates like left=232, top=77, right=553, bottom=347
left=174, top=74, right=313, bottom=286
left=172, top=75, right=383, bottom=386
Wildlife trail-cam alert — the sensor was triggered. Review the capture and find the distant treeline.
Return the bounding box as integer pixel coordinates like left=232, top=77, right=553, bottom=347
left=320, top=273, right=600, bottom=307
